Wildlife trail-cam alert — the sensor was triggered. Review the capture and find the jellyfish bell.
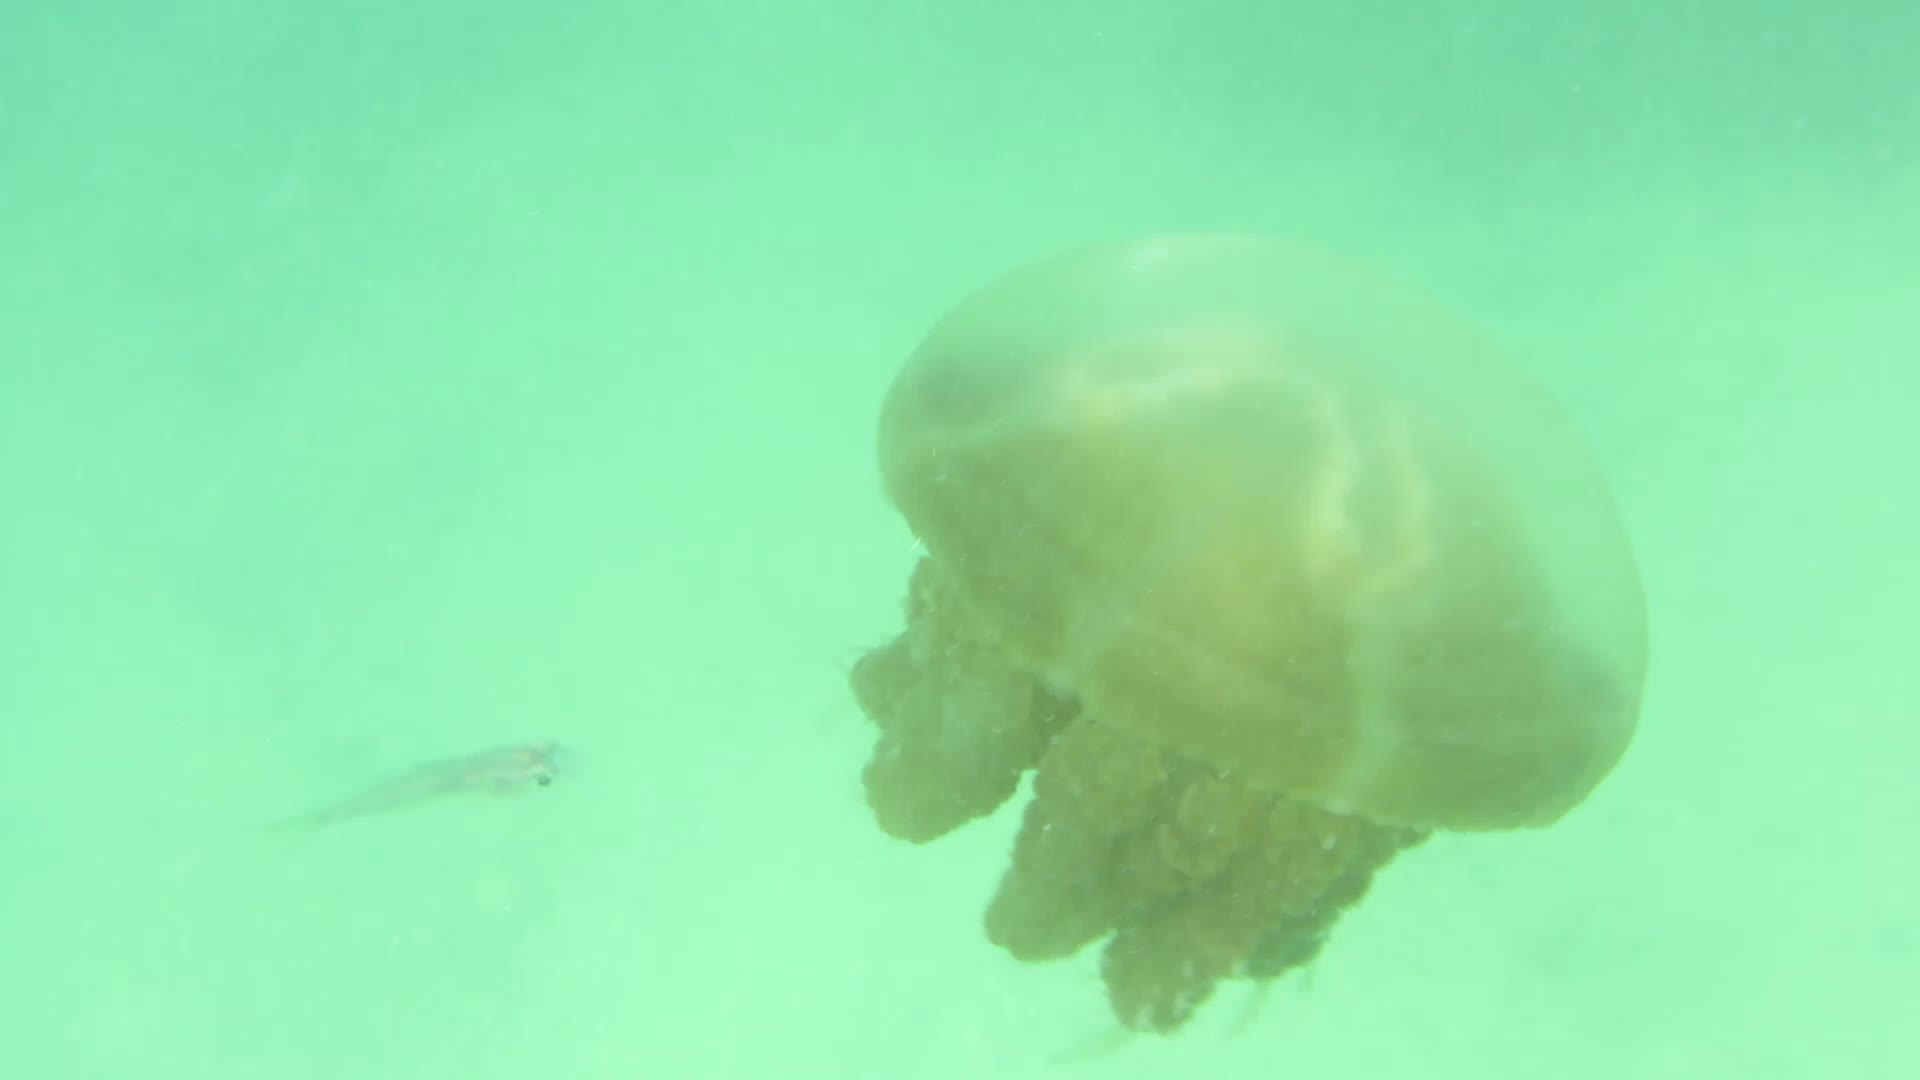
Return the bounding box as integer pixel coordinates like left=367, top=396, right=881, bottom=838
left=854, top=233, right=1648, bottom=1033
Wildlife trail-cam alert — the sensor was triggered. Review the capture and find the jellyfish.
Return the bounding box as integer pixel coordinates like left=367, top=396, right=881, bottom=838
left=850, top=234, right=1648, bottom=1034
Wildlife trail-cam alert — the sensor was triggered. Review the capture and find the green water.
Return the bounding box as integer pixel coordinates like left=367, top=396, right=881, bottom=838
left=2, top=3, right=1913, bottom=1078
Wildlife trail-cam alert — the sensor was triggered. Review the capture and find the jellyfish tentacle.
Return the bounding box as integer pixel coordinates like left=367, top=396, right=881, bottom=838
left=985, top=716, right=1167, bottom=959
left=855, top=562, right=1059, bottom=843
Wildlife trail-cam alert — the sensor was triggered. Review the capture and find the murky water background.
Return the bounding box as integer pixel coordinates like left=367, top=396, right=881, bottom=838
left=3, top=4, right=1913, bottom=1077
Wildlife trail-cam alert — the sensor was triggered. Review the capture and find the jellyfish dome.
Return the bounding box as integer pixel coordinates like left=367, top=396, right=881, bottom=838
left=850, top=234, right=1647, bottom=1034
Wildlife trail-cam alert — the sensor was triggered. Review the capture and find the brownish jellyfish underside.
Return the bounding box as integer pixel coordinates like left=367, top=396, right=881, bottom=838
left=853, top=558, right=1428, bottom=1034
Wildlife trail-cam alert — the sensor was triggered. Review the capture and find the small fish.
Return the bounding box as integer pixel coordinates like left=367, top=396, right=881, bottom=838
left=276, top=740, right=574, bottom=830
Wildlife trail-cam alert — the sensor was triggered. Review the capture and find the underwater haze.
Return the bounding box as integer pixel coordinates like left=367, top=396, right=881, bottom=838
left=2, top=2, right=1914, bottom=1078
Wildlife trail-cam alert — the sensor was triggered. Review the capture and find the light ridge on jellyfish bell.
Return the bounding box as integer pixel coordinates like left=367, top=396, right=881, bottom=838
left=849, top=233, right=1649, bottom=1036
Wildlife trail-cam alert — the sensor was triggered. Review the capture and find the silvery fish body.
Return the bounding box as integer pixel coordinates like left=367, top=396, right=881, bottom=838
left=279, top=740, right=572, bottom=829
